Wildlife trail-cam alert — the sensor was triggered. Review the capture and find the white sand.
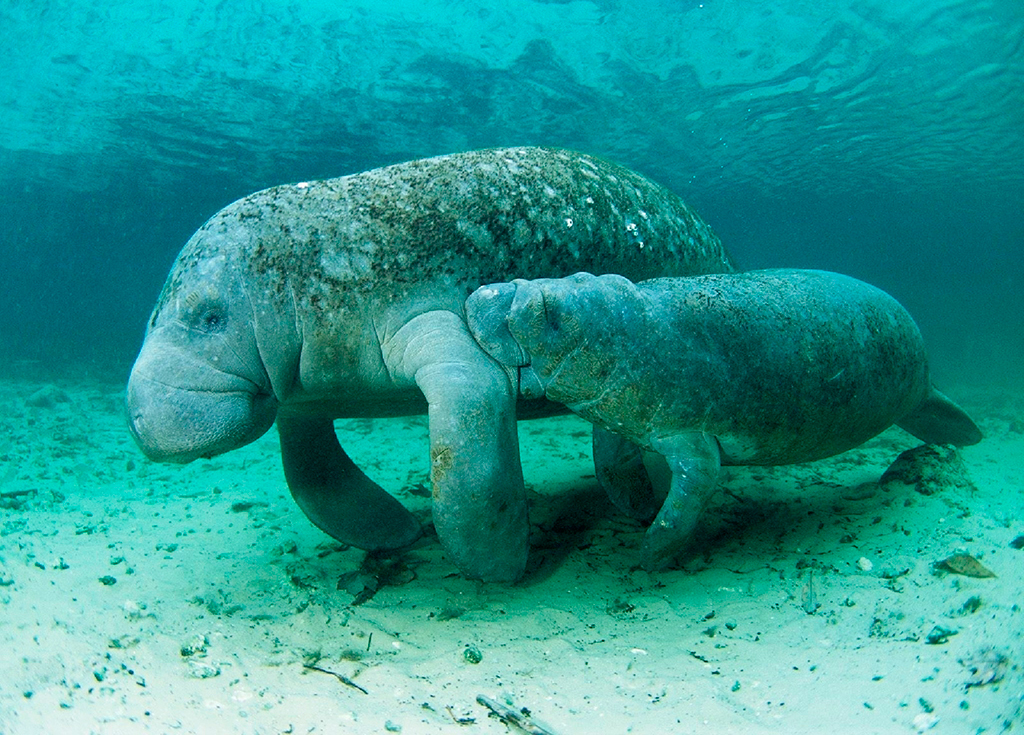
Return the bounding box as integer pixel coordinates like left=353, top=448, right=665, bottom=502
left=1, top=377, right=1020, bottom=734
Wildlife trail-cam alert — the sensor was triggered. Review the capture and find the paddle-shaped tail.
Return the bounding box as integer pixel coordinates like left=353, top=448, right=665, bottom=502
left=896, top=386, right=982, bottom=447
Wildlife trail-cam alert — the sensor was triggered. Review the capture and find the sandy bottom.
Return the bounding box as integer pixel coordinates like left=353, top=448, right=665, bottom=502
left=0, top=376, right=1021, bottom=734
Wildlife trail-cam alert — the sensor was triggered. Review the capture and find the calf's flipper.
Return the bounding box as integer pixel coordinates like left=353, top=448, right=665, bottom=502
left=593, top=426, right=661, bottom=522
left=641, top=433, right=722, bottom=571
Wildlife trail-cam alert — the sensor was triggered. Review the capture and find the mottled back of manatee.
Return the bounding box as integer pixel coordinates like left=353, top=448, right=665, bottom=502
left=649, top=271, right=931, bottom=462
left=166, top=147, right=734, bottom=323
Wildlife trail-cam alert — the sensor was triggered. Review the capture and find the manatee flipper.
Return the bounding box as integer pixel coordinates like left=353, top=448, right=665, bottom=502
left=593, top=426, right=661, bottom=522
left=277, top=415, right=422, bottom=551
left=641, top=433, right=722, bottom=571
left=896, top=386, right=982, bottom=447
left=387, top=311, right=529, bottom=583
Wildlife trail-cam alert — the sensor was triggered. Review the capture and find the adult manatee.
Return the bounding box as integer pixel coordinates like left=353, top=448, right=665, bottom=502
left=126, top=147, right=734, bottom=582
left=466, top=270, right=982, bottom=570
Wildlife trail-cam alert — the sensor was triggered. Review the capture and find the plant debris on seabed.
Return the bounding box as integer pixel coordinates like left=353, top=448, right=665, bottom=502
left=336, top=552, right=418, bottom=605
left=961, top=648, right=1011, bottom=689
left=476, top=694, right=560, bottom=735
left=933, top=553, right=996, bottom=578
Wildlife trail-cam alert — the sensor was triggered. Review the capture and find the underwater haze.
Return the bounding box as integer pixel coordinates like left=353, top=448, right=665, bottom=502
left=0, top=0, right=1022, bottom=385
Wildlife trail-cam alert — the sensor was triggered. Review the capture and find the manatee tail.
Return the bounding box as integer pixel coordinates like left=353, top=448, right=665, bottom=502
left=896, top=386, right=982, bottom=447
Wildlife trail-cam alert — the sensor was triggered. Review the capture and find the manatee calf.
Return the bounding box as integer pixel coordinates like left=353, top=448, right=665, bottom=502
left=466, top=269, right=982, bottom=570
left=125, top=147, right=734, bottom=582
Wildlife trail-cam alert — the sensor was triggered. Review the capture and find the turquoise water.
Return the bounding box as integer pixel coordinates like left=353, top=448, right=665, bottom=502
left=1, top=3, right=1023, bottom=733
left=1, top=0, right=1021, bottom=385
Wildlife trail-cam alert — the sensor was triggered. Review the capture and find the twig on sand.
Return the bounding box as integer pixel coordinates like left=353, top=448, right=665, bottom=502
left=445, top=706, right=476, bottom=726
left=302, top=663, right=369, bottom=695
left=476, top=694, right=560, bottom=735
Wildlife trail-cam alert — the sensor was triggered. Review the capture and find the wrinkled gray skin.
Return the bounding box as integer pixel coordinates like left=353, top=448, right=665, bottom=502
left=466, top=269, right=982, bottom=571
left=125, top=147, right=734, bottom=582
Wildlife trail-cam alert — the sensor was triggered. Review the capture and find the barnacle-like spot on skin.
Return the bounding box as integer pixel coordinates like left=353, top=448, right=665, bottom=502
left=430, top=444, right=455, bottom=497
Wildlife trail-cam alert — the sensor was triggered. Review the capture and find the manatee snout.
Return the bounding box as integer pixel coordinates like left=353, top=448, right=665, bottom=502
left=466, top=281, right=528, bottom=367
left=468, top=275, right=611, bottom=402
left=470, top=272, right=632, bottom=366
left=126, top=345, right=278, bottom=463
left=467, top=279, right=562, bottom=400
left=468, top=277, right=569, bottom=355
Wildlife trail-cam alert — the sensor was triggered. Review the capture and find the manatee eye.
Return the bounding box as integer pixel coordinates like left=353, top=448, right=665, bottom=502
left=183, top=291, right=228, bottom=334
left=198, top=307, right=227, bottom=333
